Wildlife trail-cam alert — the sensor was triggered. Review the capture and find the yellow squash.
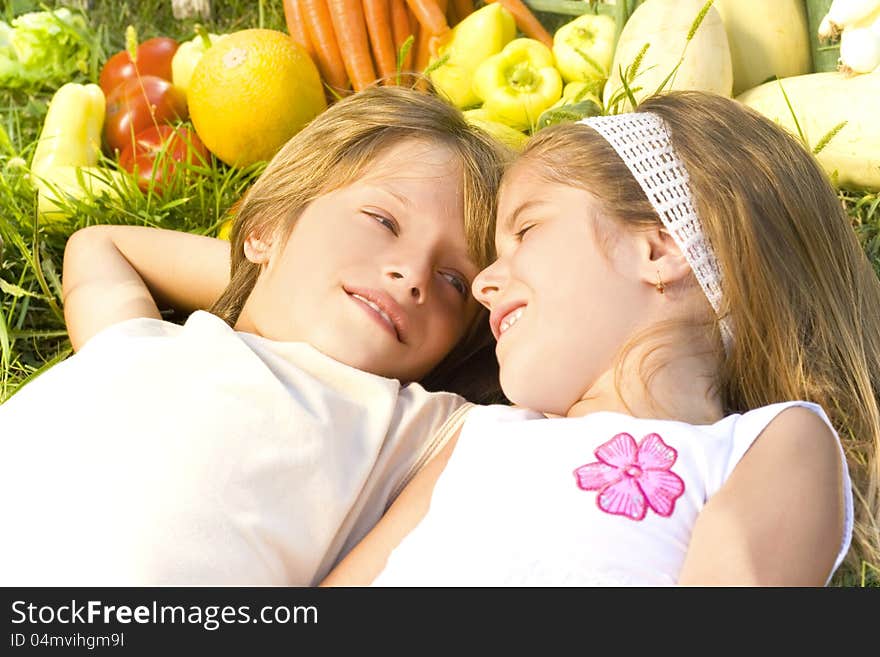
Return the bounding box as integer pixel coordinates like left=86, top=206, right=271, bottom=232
left=736, top=70, right=880, bottom=192
left=603, top=0, right=732, bottom=110
left=714, top=0, right=812, bottom=95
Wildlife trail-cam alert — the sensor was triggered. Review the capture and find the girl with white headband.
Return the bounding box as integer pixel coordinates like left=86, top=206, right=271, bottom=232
left=322, top=90, right=880, bottom=587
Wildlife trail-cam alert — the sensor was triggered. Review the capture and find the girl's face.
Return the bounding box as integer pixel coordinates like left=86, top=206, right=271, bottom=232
left=472, top=164, right=647, bottom=416
left=237, top=139, right=482, bottom=383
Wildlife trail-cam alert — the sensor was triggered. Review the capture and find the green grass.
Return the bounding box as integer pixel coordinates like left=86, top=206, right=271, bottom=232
left=0, top=0, right=283, bottom=400
left=1, top=0, right=879, bottom=587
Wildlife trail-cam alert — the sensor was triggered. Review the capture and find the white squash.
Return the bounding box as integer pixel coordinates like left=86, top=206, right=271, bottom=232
left=713, top=0, right=812, bottom=95
left=603, top=0, right=732, bottom=110
left=736, top=70, right=880, bottom=191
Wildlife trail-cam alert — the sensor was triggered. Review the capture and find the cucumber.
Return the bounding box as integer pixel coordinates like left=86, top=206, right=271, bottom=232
left=805, top=0, right=841, bottom=72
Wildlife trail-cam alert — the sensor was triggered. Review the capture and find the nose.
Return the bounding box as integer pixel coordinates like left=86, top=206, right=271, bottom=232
left=472, top=259, right=504, bottom=310
left=384, top=265, right=429, bottom=304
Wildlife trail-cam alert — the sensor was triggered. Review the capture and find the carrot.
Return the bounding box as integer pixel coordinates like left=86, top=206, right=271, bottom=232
left=409, top=6, right=429, bottom=89
left=282, top=0, right=316, bottom=61
left=413, top=26, right=432, bottom=74
left=451, top=0, right=473, bottom=23
left=413, top=0, right=446, bottom=87
left=427, top=0, right=451, bottom=60
left=486, top=0, right=553, bottom=48
left=327, top=0, right=378, bottom=92
left=407, top=5, right=422, bottom=76
left=300, top=0, right=351, bottom=92
left=390, top=0, right=414, bottom=72
left=404, top=0, right=449, bottom=36
left=446, top=0, right=458, bottom=27
left=363, top=0, right=398, bottom=84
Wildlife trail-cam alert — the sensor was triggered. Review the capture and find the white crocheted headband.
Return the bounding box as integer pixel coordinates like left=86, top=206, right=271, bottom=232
left=577, top=112, right=734, bottom=352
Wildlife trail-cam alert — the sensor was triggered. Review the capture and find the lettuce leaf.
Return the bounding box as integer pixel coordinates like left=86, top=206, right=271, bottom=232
left=0, top=8, right=94, bottom=92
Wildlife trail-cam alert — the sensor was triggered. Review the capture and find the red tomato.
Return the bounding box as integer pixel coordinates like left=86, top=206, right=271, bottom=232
left=104, top=75, right=188, bottom=155
left=118, top=124, right=210, bottom=193
left=98, top=37, right=180, bottom=97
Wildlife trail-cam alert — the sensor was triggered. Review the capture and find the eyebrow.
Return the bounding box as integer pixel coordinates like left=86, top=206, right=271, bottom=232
left=368, top=183, right=412, bottom=208
left=500, top=199, right=549, bottom=233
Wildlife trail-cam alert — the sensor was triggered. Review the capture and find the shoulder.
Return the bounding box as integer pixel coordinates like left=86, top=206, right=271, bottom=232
left=759, top=403, right=839, bottom=448
left=678, top=402, right=850, bottom=585
left=736, top=402, right=843, bottom=475
left=716, top=401, right=842, bottom=481
left=77, top=314, right=186, bottom=353
left=728, top=402, right=847, bottom=520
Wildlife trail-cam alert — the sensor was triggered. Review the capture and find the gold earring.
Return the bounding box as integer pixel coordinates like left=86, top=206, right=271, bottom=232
left=655, top=271, right=665, bottom=294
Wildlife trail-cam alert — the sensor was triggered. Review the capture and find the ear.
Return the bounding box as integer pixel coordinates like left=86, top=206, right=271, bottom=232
left=634, top=227, right=691, bottom=289
left=243, top=231, right=274, bottom=265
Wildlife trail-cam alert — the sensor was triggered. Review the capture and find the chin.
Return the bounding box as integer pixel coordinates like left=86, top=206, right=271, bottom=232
left=330, top=344, right=416, bottom=381
left=500, top=362, right=568, bottom=416
left=500, top=368, right=535, bottom=409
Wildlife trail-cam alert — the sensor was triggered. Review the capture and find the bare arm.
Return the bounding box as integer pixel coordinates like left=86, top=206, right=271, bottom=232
left=320, top=428, right=461, bottom=586
left=62, top=225, right=231, bottom=351
left=677, top=406, right=846, bottom=586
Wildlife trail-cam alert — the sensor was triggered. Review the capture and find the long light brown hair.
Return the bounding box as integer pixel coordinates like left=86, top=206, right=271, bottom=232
left=211, top=85, right=513, bottom=404
left=520, top=91, right=880, bottom=585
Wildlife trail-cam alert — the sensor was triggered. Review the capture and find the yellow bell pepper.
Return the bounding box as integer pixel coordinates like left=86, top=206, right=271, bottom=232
left=472, top=38, right=563, bottom=132
left=217, top=217, right=233, bottom=241
left=463, top=108, right=529, bottom=151
left=31, top=82, right=105, bottom=176
left=428, top=4, right=517, bottom=109
left=554, top=81, right=602, bottom=109
left=30, top=82, right=124, bottom=222
left=171, top=27, right=229, bottom=100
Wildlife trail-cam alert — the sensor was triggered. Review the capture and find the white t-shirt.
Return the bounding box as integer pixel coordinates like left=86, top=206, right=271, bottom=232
left=0, top=311, right=470, bottom=585
left=372, top=402, right=854, bottom=586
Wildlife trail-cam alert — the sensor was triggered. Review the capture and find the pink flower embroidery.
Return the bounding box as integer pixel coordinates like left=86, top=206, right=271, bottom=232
left=573, top=432, right=685, bottom=521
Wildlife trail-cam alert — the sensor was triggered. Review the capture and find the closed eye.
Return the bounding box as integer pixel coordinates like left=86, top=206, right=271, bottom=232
left=441, top=271, right=469, bottom=297
left=515, top=223, right=535, bottom=241
left=365, top=210, right=398, bottom=235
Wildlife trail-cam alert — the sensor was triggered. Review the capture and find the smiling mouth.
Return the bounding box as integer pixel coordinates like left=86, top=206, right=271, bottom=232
left=349, top=293, right=401, bottom=341
left=498, top=307, right=525, bottom=337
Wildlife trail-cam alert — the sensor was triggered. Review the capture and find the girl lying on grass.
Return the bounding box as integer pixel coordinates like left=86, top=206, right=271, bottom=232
left=321, top=91, right=880, bottom=587
left=0, top=85, right=510, bottom=586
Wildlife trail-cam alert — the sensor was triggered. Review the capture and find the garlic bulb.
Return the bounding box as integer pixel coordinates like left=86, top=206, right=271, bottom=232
left=818, top=0, right=880, bottom=39
left=839, top=22, right=880, bottom=73
left=171, top=0, right=211, bottom=20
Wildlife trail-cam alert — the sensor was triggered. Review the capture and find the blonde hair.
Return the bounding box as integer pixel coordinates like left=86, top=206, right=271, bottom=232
left=210, top=85, right=512, bottom=404
left=519, top=91, right=880, bottom=585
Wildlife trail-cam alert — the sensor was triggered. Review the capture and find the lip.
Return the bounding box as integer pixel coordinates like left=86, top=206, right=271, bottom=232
left=344, top=285, right=409, bottom=343
left=489, top=301, right=527, bottom=341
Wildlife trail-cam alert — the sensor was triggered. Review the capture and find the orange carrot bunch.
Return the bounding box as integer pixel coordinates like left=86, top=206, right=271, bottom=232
left=281, top=0, right=546, bottom=95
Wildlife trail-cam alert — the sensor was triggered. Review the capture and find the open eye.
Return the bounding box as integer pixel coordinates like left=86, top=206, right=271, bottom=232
left=441, top=271, right=469, bottom=297
left=365, top=211, right=398, bottom=235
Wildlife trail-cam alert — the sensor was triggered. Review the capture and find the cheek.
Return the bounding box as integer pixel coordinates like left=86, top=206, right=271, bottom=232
left=436, top=304, right=469, bottom=345
left=426, top=298, right=474, bottom=350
